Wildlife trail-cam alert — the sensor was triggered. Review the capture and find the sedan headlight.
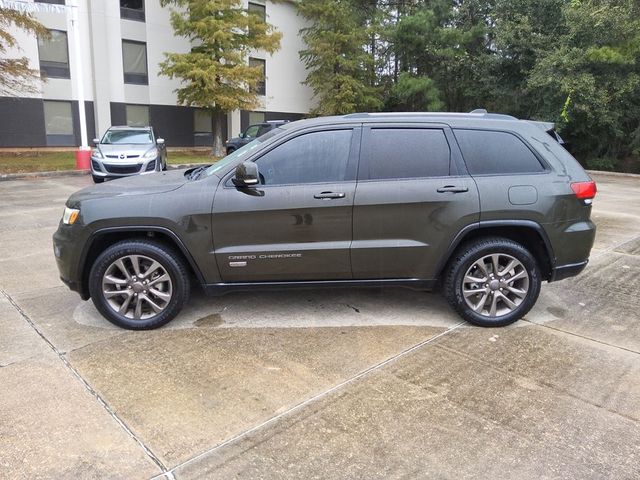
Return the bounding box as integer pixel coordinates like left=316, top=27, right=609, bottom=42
left=62, top=207, right=80, bottom=225
left=92, top=149, right=103, bottom=159
left=144, top=148, right=158, bottom=159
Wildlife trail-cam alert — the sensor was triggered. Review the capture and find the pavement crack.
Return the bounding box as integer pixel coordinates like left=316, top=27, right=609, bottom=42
left=344, top=303, right=360, bottom=313
left=521, top=319, right=640, bottom=356
left=592, top=232, right=640, bottom=260
left=1, top=288, right=168, bottom=475
left=151, top=320, right=466, bottom=479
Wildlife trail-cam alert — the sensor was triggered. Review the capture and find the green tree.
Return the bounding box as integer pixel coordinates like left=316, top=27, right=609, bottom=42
left=0, top=7, right=47, bottom=96
left=526, top=0, right=640, bottom=171
left=297, top=0, right=383, bottom=115
left=395, top=1, right=492, bottom=111
left=160, top=0, right=282, bottom=156
left=489, top=0, right=568, bottom=117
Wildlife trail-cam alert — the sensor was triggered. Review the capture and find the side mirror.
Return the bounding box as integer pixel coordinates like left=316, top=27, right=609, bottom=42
left=92, top=138, right=100, bottom=145
left=156, top=138, right=165, bottom=145
left=238, top=132, right=245, bottom=139
left=232, top=161, right=259, bottom=187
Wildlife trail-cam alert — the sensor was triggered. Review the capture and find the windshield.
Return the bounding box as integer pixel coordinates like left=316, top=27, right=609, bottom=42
left=102, top=130, right=153, bottom=145
left=205, top=127, right=285, bottom=177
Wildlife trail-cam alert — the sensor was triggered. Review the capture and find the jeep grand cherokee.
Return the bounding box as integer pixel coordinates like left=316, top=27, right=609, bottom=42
left=53, top=112, right=596, bottom=330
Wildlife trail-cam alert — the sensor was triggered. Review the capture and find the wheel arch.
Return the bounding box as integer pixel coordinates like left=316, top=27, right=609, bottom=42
left=437, top=221, right=555, bottom=281
left=79, top=226, right=205, bottom=300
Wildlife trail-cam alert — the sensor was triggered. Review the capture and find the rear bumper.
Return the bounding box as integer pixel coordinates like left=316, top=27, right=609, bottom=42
left=550, top=260, right=588, bottom=282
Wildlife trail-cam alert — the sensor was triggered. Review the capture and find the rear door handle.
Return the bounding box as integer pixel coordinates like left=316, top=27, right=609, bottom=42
left=314, top=192, right=346, bottom=200
left=437, top=185, right=469, bottom=193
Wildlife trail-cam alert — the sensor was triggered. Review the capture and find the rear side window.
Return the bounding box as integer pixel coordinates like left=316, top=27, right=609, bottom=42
left=362, top=128, right=450, bottom=180
left=454, top=129, right=544, bottom=175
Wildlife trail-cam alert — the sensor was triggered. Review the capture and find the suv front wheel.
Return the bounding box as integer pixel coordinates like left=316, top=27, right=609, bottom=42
left=444, top=237, right=541, bottom=327
left=88, top=240, right=190, bottom=330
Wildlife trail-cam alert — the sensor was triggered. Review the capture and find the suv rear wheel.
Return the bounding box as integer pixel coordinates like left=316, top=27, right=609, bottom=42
left=88, top=240, right=190, bottom=330
left=443, top=237, right=541, bottom=327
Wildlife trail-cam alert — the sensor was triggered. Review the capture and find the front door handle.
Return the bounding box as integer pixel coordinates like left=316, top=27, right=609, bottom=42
left=437, top=185, right=469, bottom=193
left=314, top=191, right=346, bottom=200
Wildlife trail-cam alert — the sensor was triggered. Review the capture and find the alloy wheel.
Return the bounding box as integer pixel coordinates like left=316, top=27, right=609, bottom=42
left=461, top=253, right=530, bottom=318
left=101, top=254, right=173, bottom=320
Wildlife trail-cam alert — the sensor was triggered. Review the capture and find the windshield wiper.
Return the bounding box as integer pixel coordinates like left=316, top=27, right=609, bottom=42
left=188, top=165, right=210, bottom=180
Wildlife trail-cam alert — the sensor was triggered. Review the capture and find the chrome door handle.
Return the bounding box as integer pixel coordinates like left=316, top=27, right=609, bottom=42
left=437, top=186, right=469, bottom=193
left=314, top=192, right=346, bottom=199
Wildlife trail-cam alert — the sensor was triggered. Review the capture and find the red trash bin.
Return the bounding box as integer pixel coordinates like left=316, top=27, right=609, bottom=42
left=75, top=147, right=91, bottom=170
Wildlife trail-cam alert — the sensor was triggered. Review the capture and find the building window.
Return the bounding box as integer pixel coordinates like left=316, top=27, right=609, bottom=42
left=248, top=2, right=266, bottom=22
left=249, top=58, right=266, bottom=95
left=194, top=109, right=213, bottom=146
left=194, top=109, right=212, bottom=133
left=122, top=40, right=148, bottom=85
left=125, top=104, right=149, bottom=126
left=35, top=0, right=65, bottom=4
left=249, top=111, right=266, bottom=125
left=121, top=0, right=145, bottom=22
left=38, top=30, right=70, bottom=79
left=44, top=100, right=74, bottom=146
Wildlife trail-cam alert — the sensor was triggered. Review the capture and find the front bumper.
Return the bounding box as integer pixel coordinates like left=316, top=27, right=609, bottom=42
left=53, top=223, right=90, bottom=299
left=91, top=156, right=159, bottom=179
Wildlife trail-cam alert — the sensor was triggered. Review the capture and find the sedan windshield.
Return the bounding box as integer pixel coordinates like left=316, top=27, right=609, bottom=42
left=102, top=130, right=153, bottom=145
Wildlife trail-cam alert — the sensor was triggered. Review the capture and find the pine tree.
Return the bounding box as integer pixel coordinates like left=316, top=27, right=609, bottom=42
left=160, top=0, right=281, bottom=156
left=297, top=0, right=383, bottom=115
left=0, top=7, right=47, bottom=96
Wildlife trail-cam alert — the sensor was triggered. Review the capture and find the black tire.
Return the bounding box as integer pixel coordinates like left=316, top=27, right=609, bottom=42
left=226, top=147, right=236, bottom=155
left=443, top=237, right=541, bottom=327
left=92, top=175, right=104, bottom=183
left=88, top=239, right=190, bottom=330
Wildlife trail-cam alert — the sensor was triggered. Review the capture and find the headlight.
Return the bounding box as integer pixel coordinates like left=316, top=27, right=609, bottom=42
left=62, top=207, right=80, bottom=225
left=92, top=149, right=103, bottom=159
left=144, top=148, right=158, bottom=159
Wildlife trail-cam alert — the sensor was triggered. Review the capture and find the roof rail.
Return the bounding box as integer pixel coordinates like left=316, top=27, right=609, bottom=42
left=342, top=111, right=518, bottom=120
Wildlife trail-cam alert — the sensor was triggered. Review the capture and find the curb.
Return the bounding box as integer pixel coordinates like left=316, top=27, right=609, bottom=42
left=0, top=163, right=210, bottom=182
left=587, top=170, right=640, bottom=179
left=0, top=169, right=90, bottom=181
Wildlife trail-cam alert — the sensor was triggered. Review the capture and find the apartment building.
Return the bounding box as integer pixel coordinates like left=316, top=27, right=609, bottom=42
left=0, top=0, right=313, bottom=148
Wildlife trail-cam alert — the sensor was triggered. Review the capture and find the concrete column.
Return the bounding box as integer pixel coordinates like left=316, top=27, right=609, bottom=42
left=86, top=0, right=112, bottom=137
left=229, top=110, right=241, bottom=139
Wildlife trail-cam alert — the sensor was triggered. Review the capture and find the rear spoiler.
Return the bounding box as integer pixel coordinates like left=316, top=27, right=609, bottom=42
left=525, top=120, right=566, bottom=145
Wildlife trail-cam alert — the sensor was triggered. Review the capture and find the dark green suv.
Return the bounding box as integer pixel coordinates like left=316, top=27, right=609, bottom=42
left=53, top=112, right=597, bottom=330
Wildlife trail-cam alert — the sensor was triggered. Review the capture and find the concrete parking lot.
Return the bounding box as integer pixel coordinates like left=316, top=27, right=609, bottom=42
left=1, top=172, right=639, bottom=479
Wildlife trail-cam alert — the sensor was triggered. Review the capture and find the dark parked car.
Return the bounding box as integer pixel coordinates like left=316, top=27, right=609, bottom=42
left=54, top=111, right=596, bottom=330
left=90, top=126, right=167, bottom=183
left=225, top=120, right=289, bottom=154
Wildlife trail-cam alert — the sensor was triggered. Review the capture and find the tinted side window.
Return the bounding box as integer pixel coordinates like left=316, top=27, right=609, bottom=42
left=454, top=129, right=544, bottom=175
left=244, top=125, right=260, bottom=138
left=363, top=128, right=450, bottom=180
left=257, top=125, right=271, bottom=137
left=257, top=129, right=352, bottom=185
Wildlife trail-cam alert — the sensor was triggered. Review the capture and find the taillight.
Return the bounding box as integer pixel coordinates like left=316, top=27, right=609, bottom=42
left=571, top=181, right=597, bottom=200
